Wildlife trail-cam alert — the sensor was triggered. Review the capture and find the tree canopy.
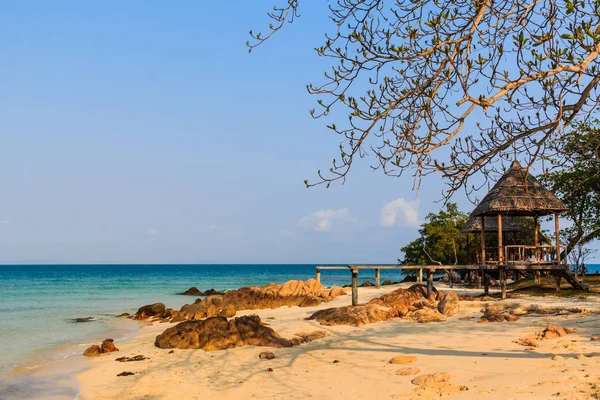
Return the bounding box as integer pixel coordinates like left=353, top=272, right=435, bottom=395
left=250, top=1, right=600, bottom=198
left=539, top=119, right=600, bottom=257
left=400, top=203, right=469, bottom=265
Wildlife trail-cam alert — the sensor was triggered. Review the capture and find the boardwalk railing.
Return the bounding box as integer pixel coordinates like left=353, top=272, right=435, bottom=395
left=316, top=262, right=574, bottom=305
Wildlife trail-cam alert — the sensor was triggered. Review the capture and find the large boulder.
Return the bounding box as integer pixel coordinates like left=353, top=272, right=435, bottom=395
left=135, top=303, right=166, bottom=319
left=307, top=304, right=397, bottom=327
left=83, top=345, right=102, bottom=357
left=101, top=339, right=119, bottom=353
left=368, top=284, right=429, bottom=313
left=179, top=287, right=202, bottom=296
left=438, top=291, right=460, bottom=316
left=154, top=315, right=292, bottom=351
left=83, top=339, right=120, bottom=356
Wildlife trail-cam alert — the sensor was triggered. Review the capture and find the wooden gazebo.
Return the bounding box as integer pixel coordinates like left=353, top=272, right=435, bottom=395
left=468, top=160, right=583, bottom=298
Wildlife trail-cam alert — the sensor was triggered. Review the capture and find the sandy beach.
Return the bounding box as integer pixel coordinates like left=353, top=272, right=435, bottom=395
left=74, top=283, right=600, bottom=400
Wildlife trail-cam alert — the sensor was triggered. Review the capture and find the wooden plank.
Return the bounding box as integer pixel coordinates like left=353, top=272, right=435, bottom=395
left=418, top=268, right=423, bottom=284
left=316, top=266, right=348, bottom=270
left=375, top=268, right=381, bottom=288
left=351, top=269, right=358, bottom=306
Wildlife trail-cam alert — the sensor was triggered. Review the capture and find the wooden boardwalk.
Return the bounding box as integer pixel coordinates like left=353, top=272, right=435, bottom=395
left=316, top=263, right=584, bottom=306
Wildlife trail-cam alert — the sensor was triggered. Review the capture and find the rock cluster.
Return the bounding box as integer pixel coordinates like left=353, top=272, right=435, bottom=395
left=307, top=284, right=459, bottom=326
left=514, top=326, right=576, bottom=347
left=178, top=287, right=225, bottom=296
left=83, top=339, right=119, bottom=357
left=478, top=305, right=520, bottom=323
left=308, top=304, right=398, bottom=327
left=178, top=279, right=346, bottom=321
left=155, top=315, right=292, bottom=351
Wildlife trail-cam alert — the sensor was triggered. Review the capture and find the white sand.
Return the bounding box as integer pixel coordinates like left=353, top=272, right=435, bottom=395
left=77, top=284, right=600, bottom=400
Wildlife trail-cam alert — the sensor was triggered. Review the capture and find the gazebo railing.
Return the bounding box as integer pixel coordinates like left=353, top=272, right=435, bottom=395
left=503, top=245, right=567, bottom=265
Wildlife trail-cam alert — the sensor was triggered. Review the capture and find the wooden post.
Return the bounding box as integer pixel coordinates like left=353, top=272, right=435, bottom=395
left=316, top=268, right=321, bottom=284
left=555, top=213, right=561, bottom=265
left=477, top=270, right=482, bottom=289
left=498, top=213, right=503, bottom=266
left=535, top=271, right=541, bottom=285
left=426, top=269, right=433, bottom=297
left=351, top=268, right=358, bottom=306
left=555, top=273, right=562, bottom=292
left=500, top=268, right=506, bottom=300
left=480, top=216, right=486, bottom=264
left=534, top=216, right=539, bottom=260
left=484, top=273, right=489, bottom=295
left=375, top=268, right=381, bottom=288
left=466, top=234, right=471, bottom=264
left=418, top=268, right=423, bottom=284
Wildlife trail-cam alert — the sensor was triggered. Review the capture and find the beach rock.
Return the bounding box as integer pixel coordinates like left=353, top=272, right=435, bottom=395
left=389, top=355, right=417, bottom=364
left=179, top=286, right=202, bottom=296
left=135, top=303, right=166, bottom=319
left=83, top=345, right=102, bottom=357
left=170, top=316, right=186, bottom=323
left=299, top=296, right=321, bottom=308
left=368, top=284, right=429, bottom=312
left=333, top=359, right=340, bottom=363
left=115, top=313, right=131, bottom=318
left=202, top=288, right=225, bottom=296
left=218, top=304, right=236, bottom=318
left=116, top=355, right=147, bottom=362
left=307, top=304, right=397, bottom=327
left=438, top=291, right=459, bottom=316
left=101, top=339, right=119, bottom=353
left=396, top=367, right=421, bottom=376
left=591, top=335, right=600, bottom=341
left=514, top=326, right=576, bottom=347
left=359, top=281, right=375, bottom=287
left=290, top=330, right=328, bottom=345
left=259, top=351, right=275, bottom=360
left=117, top=371, right=135, bottom=377
left=411, top=372, right=451, bottom=386
left=408, top=308, right=447, bottom=323
left=382, top=280, right=393, bottom=286
left=178, top=279, right=346, bottom=321
left=154, top=315, right=292, bottom=351
left=479, top=305, right=518, bottom=322
left=71, top=317, right=95, bottom=323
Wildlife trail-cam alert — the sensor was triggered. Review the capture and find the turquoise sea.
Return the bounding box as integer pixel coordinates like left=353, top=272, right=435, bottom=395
left=1, top=263, right=598, bottom=398
left=0, top=264, right=407, bottom=380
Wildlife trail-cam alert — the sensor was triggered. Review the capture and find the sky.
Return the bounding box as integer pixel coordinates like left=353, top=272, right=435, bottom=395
left=0, top=1, right=597, bottom=264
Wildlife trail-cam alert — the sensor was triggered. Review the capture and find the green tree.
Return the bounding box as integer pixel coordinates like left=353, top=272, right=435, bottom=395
left=399, top=203, right=469, bottom=265
left=539, top=119, right=600, bottom=271
left=250, top=1, right=600, bottom=199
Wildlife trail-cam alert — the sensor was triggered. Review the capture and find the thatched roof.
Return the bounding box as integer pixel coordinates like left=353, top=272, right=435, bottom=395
left=471, top=161, right=568, bottom=217
left=461, top=215, right=523, bottom=233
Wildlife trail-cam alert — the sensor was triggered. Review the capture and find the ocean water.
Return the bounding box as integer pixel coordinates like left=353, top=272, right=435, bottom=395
left=1, top=263, right=598, bottom=389
left=0, top=263, right=406, bottom=379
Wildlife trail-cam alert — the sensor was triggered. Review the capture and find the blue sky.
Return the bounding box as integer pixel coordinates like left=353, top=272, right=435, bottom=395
left=0, top=2, right=596, bottom=264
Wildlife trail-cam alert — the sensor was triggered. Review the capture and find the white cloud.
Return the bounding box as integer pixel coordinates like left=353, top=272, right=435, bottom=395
left=380, top=198, right=421, bottom=228
left=299, top=208, right=358, bottom=232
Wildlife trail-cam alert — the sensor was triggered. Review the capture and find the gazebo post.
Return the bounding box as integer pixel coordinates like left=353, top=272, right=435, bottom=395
left=534, top=216, right=541, bottom=284
left=555, top=213, right=561, bottom=265
left=555, top=213, right=562, bottom=291
left=498, top=213, right=506, bottom=300
left=480, top=216, right=487, bottom=294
